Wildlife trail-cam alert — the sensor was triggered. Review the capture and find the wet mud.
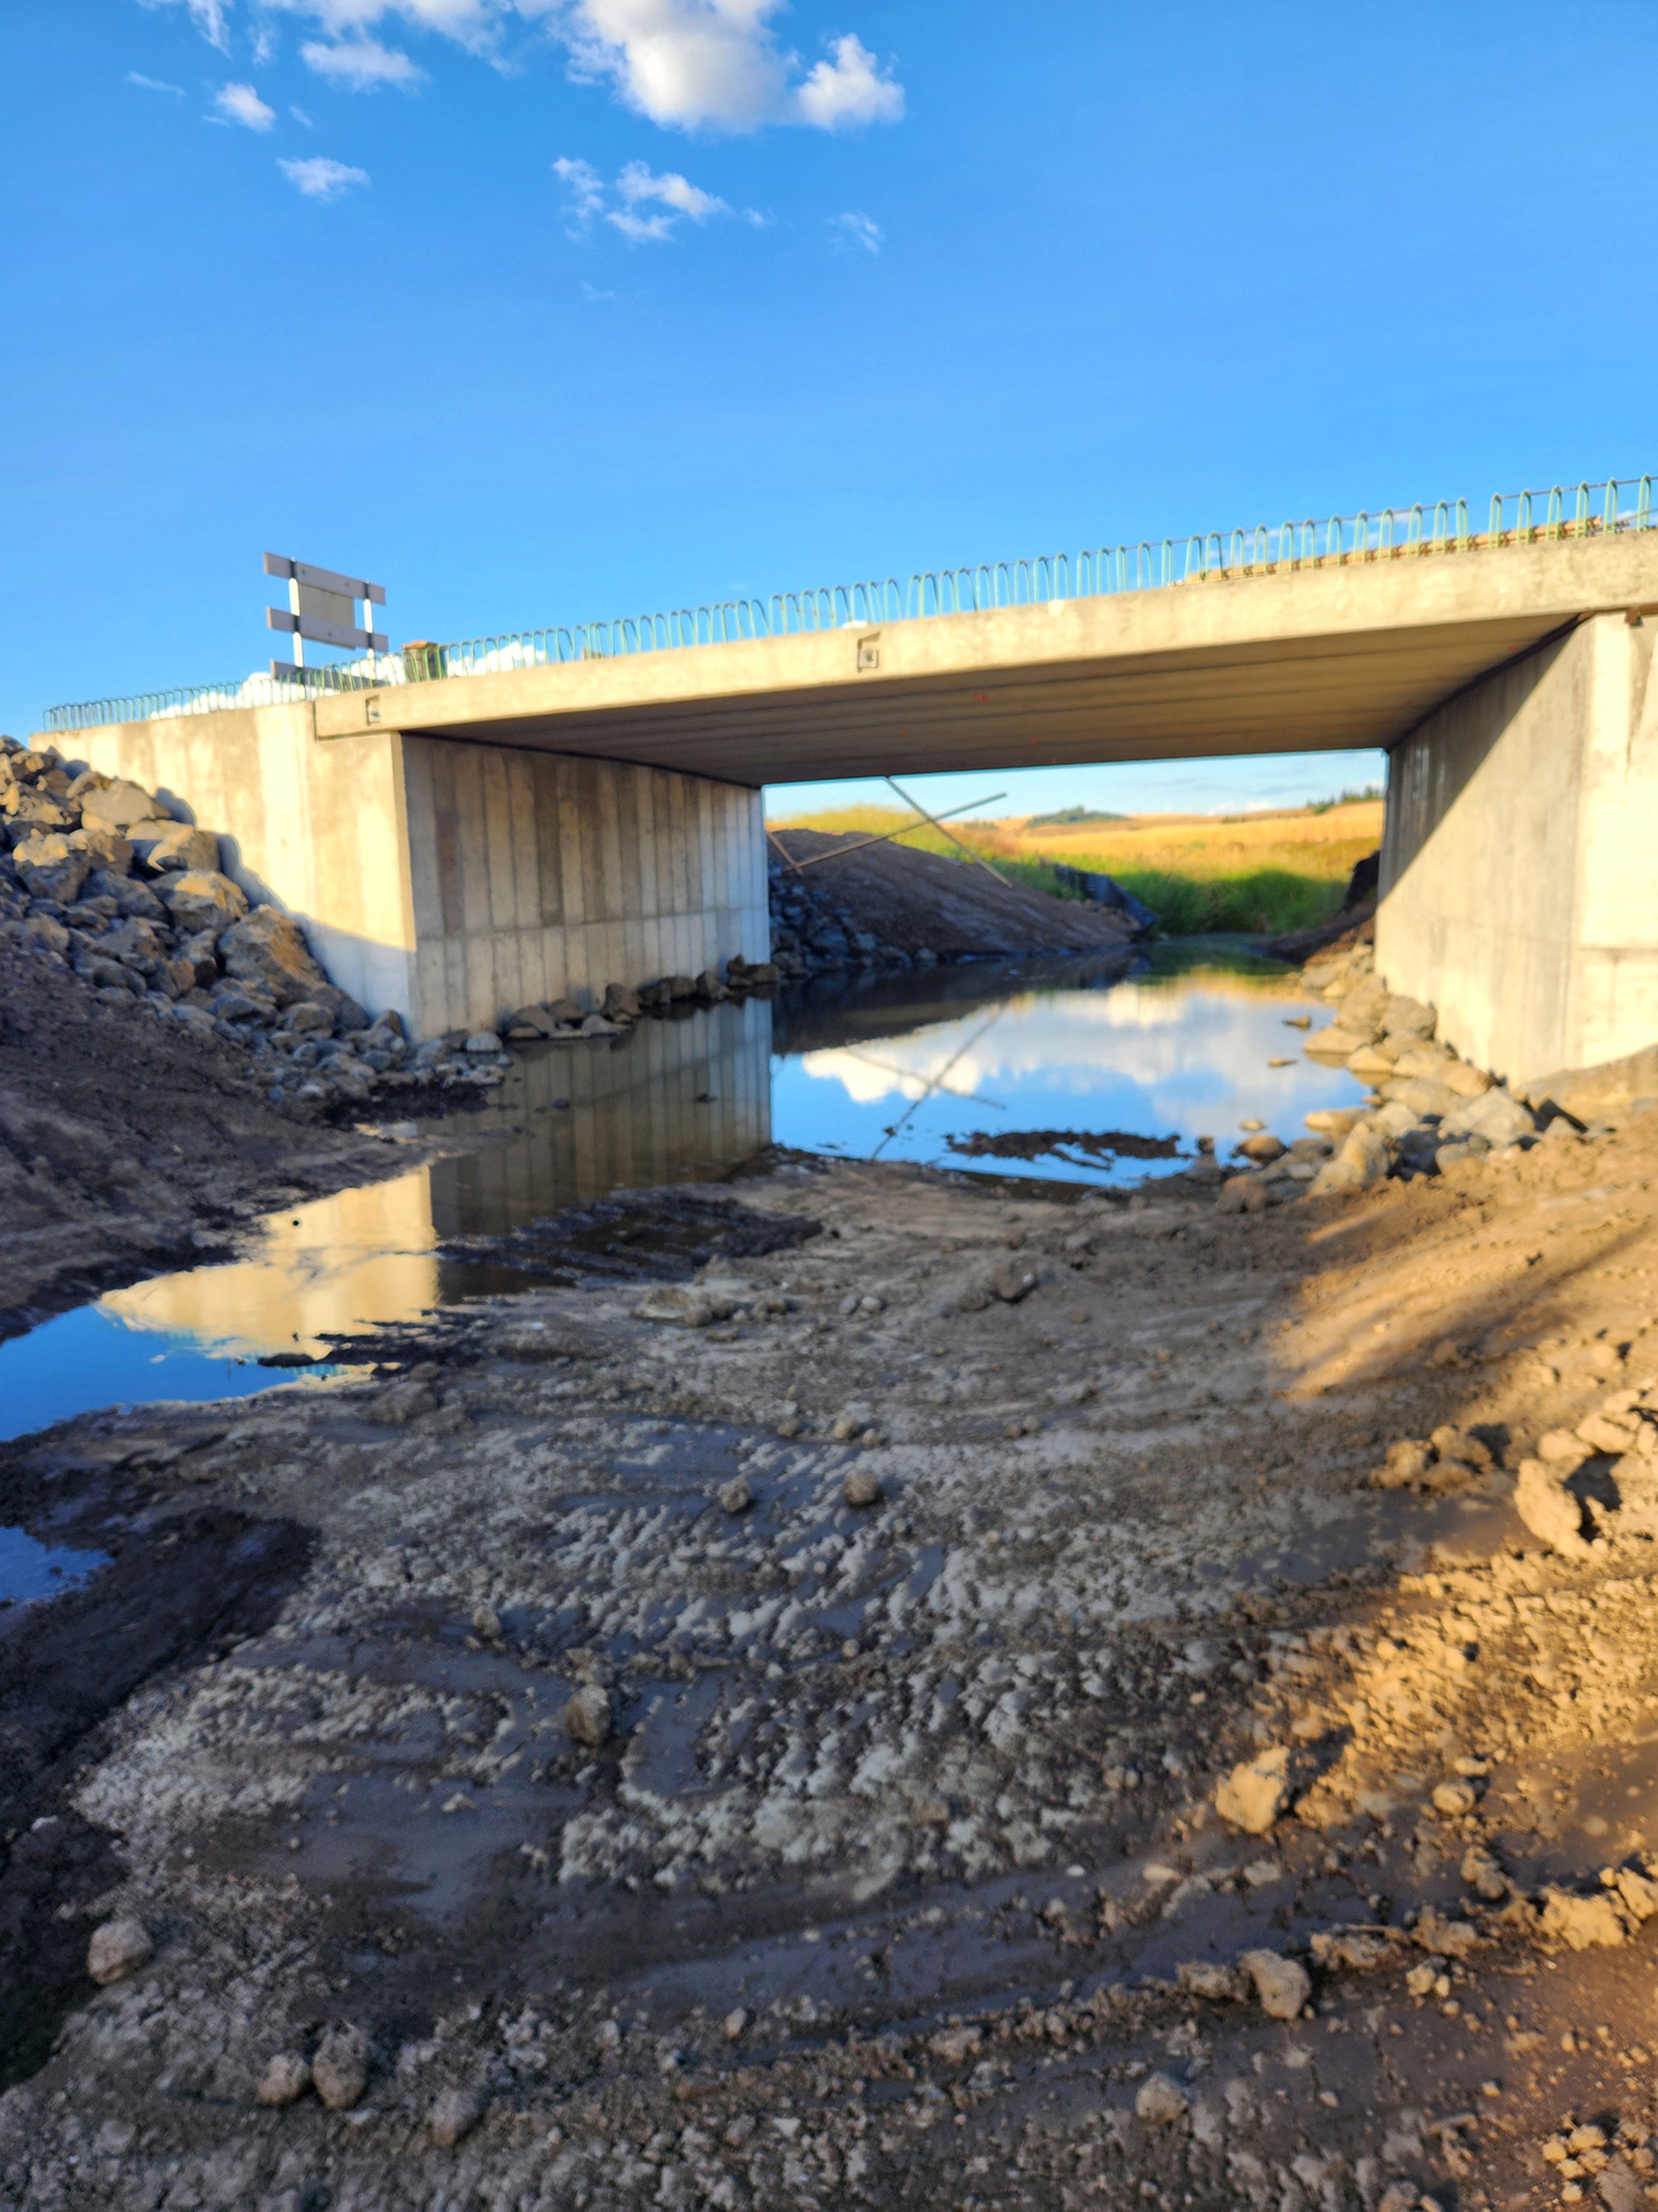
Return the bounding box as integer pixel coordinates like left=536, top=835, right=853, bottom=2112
left=6, top=1125, right=1658, bottom=2206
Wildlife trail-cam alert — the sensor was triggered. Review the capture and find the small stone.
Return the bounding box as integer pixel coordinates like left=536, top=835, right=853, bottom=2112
left=1461, top=1844, right=1508, bottom=1900
left=1599, top=2161, right=1642, bottom=2212
left=843, top=1467, right=883, bottom=1508
left=130, top=821, right=220, bottom=874
left=1432, top=1779, right=1478, bottom=1817
left=1135, top=2071, right=1190, bottom=2125
left=256, top=2053, right=311, bottom=2107
left=1239, top=1133, right=1286, bottom=1163
left=1538, top=1886, right=1628, bottom=1949
left=716, top=1475, right=754, bottom=1513
left=723, top=2007, right=749, bottom=2039
left=1412, top=1908, right=1478, bottom=1958
left=471, top=1604, right=502, bottom=1641
left=374, top=1380, right=439, bottom=1426
left=13, top=833, right=91, bottom=904
left=310, top=2026, right=369, bottom=2111
left=1238, top=1947, right=1311, bottom=2020
left=1514, top=1459, right=1592, bottom=1559
left=429, top=2085, right=486, bottom=2148
left=86, top=1918, right=152, bottom=1986
left=563, top=1685, right=612, bottom=1747
left=1217, top=1173, right=1268, bottom=1215
left=1373, top=1438, right=1432, bottom=1489
left=989, top=1262, right=1038, bottom=1303
left=635, top=1287, right=719, bottom=1328
left=465, top=1031, right=502, bottom=1054
left=1215, top=1746, right=1291, bottom=1834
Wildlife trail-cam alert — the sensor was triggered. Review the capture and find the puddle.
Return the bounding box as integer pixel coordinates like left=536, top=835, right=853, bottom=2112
left=0, top=943, right=1361, bottom=1439
left=0, top=1523, right=109, bottom=1606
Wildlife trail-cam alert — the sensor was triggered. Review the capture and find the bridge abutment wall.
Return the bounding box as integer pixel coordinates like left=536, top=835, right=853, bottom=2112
left=73, top=710, right=769, bottom=1040
left=1377, top=610, right=1658, bottom=1086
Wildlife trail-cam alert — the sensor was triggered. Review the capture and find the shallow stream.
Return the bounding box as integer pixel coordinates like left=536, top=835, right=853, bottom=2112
left=0, top=941, right=1365, bottom=1453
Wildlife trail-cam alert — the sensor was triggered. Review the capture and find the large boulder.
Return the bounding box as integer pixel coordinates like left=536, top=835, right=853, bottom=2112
left=66, top=827, right=133, bottom=876
left=1440, top=1085, right=1535, bottom=1149
left=217, top=903, right=331, bottom=1007
left=84, top=868, right=168, bottom=922
left=12, top=833, right=90, bottom=904
left=2, top=791, right=72, bottom=838
left=1308, top=1122, right=1391, bottom=1195
left=130, top=822, right=221, bottom=875
left=79, top=780, right=169, bottom=834
left=162, top=870, right=249, bottom=937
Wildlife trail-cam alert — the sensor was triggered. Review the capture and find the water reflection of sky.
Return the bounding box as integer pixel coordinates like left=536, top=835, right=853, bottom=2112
left=769, top=947, right=1365, bottom=1184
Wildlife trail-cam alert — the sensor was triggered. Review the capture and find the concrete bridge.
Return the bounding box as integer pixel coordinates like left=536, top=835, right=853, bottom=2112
left=38, top=483, right=1658, bottom=1087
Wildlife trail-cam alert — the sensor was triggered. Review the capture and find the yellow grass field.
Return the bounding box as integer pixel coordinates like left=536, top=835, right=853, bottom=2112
left=766, top=798, right=1384, bottom=935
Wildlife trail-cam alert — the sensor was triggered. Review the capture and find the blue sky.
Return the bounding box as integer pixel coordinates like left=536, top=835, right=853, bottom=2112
left=5, top=1, right=1654, bottom=816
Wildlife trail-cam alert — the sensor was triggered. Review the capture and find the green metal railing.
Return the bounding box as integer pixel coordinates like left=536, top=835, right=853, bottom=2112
left=41, top=473, right=1655, bottom=734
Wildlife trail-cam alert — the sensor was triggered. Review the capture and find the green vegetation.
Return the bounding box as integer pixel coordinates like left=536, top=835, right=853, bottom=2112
left=1022, top=805, right=1127, bottom=828
left=766, top=796, right=1379, bottom=937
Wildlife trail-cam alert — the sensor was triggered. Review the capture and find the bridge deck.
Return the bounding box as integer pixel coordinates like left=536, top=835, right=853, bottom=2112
left=297, top=534, right=1658, bottom=786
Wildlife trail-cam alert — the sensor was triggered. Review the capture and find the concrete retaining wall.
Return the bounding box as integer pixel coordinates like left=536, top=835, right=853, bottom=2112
left=72, top=707, right=768, bottom=1041
left=1378, top=611, right=1658, bottom=1084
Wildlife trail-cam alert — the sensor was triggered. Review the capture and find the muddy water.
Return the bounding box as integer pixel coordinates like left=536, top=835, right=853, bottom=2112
left=0, top=944, right=1362, bottom=1438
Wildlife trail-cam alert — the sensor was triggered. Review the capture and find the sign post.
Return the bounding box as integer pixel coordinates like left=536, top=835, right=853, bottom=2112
left=264, top=554, right=387, bottom=677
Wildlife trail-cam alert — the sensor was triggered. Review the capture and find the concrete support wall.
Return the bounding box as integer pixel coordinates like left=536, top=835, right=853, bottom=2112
left=73, top=709, right=768, bottom=1041
left=1378, top=612, right=1658, bottom=1084
left=400, top=738, right=768, bottom=1038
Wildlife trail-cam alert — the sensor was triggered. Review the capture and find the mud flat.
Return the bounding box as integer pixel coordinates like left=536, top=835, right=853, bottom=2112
left=10, top=1096, right=1658, bottom=2207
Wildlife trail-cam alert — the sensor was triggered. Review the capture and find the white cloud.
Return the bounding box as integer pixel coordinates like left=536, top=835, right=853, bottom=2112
left=616, top=158, right=725, bottom=218
left=187, top=1, right=905, bottom=132
left=560, top=1, right=903, bottom=133
left=794, top=33, right=902, bottom=128
left=278, top=153, right=371, bottom=195
left=290, top=102, right=315, bottom=121
left=215, top=79, right=277, bottom=126
left=552, top=152, right=605, bottom=215
left=139, top=0, right=233, bottom=53
left=127, top=70, right=187, bottom=93
left=300, top=34, right=426, bottom=86
left=557, top=152, right=734, bottom=243
left=831, top=209, right=881, bottom=255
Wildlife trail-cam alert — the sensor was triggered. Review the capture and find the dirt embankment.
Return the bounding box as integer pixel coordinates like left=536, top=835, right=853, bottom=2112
left=9, top=1091, right=1658, bottom=2202
left=0, top=948, right=403, bottom=1336
left=768, top=828, right=1143, bottom=978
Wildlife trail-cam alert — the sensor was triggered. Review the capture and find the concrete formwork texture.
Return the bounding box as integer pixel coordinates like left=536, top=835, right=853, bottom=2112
left=73, top=712, right=769, bottom=1040
left=1378, top=609, right=1658, bottom=1086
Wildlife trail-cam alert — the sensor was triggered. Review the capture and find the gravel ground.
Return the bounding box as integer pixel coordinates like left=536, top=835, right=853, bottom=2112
left=7, top=1120, right=1658, bottom=2210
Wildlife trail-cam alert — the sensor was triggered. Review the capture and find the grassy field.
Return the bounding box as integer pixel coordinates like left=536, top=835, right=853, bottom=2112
left=766, top=797, right=1384, bottom=936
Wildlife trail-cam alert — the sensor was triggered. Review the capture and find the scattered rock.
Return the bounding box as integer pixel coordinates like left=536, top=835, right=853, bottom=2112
left=130, top=821, right=220, bottom=874
left=86, top=1918, right=152, bottom=1987
left=1412, top=1907, right=1478, bottom=1958
left=1215, top=1746, right=1291, bottom=1834
left=1431, top=1779, right=1478, bottom=1817
left=1514, top=1458, right=1592, bottom=1559
left=636, top=1287, right=723, bottom=1328
left=1135, top=2072, right=1190, bottom=2125
left=256, top=2053, right=312, bottom=2107
left=1239, top=1133, right=1286, bottom=1163
left=843, top=1467, right=883, bottom=1508
left=563, top=1685, right=613, bottom=1747
left=1538, top=1886, right=1627, bottom=1949
left=989, top=1262, right=1038, bottom=1303
left=716, top=1474, right=754, bottom=1513
left=1238, top=1948, right=1311, bottom=2019
left=429, top=2084, right=486, bottom=2148
left=465, top=1030, right=503, bottom=1054
left=373, top=1380, right=439, bottom=1426
left=13, top=833, right=91, bottom=904
left=310, top=2026, right=370, bottom=2111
